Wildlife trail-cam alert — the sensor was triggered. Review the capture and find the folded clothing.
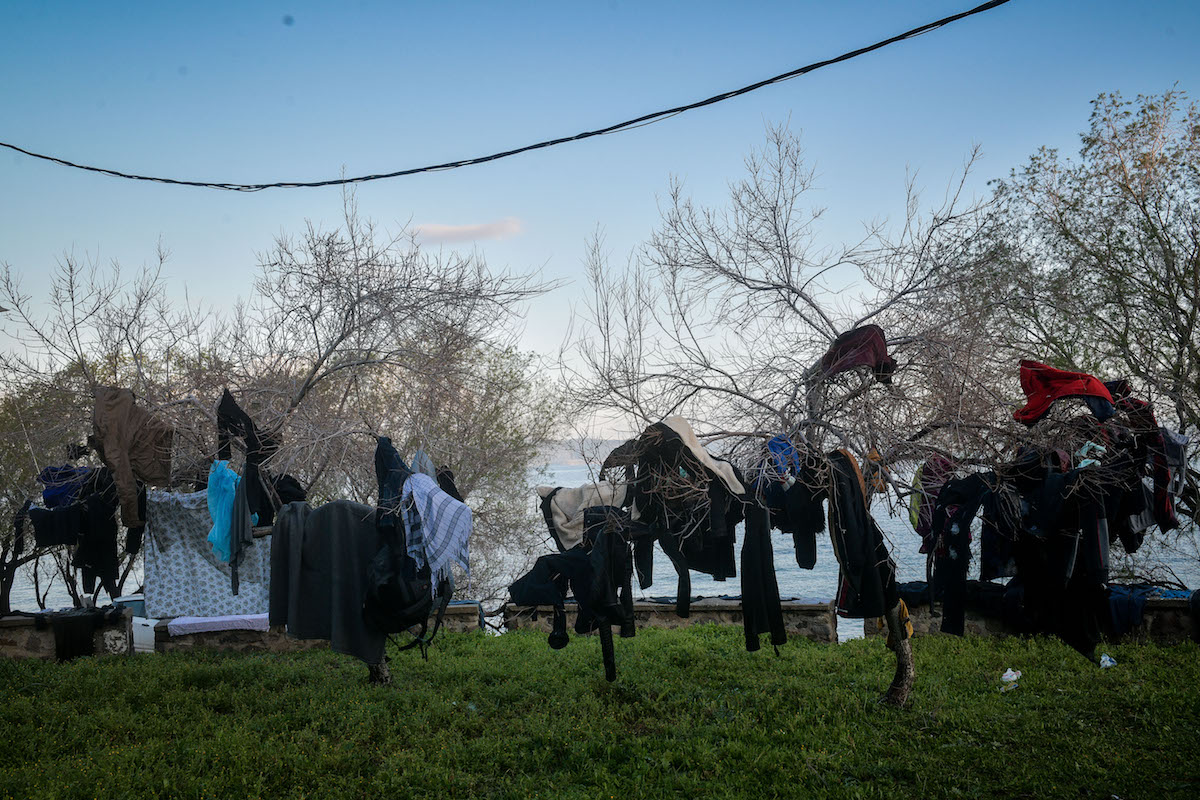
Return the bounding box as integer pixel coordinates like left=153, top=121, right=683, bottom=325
left=166, top=613, right=270, bottom=636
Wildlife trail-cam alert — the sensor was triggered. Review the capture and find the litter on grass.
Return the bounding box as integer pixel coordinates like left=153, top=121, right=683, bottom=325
left=1000, top=667, right=1022, bottom=692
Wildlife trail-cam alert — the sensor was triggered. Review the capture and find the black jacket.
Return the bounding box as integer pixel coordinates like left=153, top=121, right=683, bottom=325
left=740, top=502, right=786, bottom=651
left=827, top=450, right=899, bottom=619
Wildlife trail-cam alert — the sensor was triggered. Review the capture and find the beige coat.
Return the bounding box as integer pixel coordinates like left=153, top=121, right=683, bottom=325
left=536, top=482, right=628, bottom=550
left=90, top=386, right=173, bottom=527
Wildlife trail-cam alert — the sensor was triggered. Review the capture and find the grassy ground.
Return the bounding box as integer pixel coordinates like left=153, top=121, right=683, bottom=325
left=1, top=627, right=1197, bottom=799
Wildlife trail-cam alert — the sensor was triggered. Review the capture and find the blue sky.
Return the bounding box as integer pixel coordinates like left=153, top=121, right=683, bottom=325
left=2, top=1, right=1198, bottom=350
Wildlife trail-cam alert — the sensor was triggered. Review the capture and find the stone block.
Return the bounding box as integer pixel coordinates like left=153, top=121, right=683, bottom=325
left=0, top=608, right=132, bottom=660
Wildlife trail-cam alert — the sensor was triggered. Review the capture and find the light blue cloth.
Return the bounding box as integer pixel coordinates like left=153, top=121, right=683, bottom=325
left=401, top=472, right=471, bottom=594
left=207, top=461, right=240, bottom=562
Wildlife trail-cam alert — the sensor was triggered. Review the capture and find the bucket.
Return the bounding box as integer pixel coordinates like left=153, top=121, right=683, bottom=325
left=114, top=594, right=146, bottom=617
left=131, top=617, right=157, bottom=654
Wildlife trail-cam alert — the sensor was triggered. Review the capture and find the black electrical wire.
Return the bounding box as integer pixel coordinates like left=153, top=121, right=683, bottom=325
left=0, top=0, right=1012, bottom=191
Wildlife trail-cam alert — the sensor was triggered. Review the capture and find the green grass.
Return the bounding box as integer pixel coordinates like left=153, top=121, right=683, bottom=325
left=1, top=628, right=1198, bottom=799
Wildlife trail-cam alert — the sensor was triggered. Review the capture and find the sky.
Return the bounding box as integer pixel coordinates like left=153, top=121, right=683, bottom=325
left=2, top=0, right=1198, bottom=354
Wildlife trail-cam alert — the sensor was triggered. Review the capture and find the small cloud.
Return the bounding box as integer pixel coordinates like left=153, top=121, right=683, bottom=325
left=413, top=217, right=523, bottom=243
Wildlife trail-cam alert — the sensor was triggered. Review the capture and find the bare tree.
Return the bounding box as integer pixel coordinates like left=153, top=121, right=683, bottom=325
left=0, top=191, right=565, bottom=610
left=567, top=124, right=1010, bottom=704
left=571, top=125, right=1008, bottom=477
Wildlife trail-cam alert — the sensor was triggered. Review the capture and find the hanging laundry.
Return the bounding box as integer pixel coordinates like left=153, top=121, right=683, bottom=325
left=510, top=506, right=639, bottom=681
left=930, top=473, right=992, bottom=635
left=1012, top=360, right=1115, bottom=425
left=206, top=460, right=240, bottom=562
left=818, top=324, right=897, bottom=383
left=72, top=468, right=121, bottom=596
left=143, top=489, right=269, bottom=618
left=27, top=468, right=122, bottom=596
left=269, top=500, right=385, bottom=666
left=410, top=448, right=437, bottom=478
left=624, top=417, right=744, bottom=588
left=216, top=388, right=279, bottom=525
left=271, top=473, right=308, bottom=507
left=89, top=386, right=173, bottom=528
left=363, top=436, right=455, bottom=648
left=827, top=449, right=899, bottom=619
left=979, top=483, right=1021, bottom=581
left=586, top=516, right=637, bottom=681
left=28, top=504, right=81, bottom=548
left=509, top=549, right=595, bottom=650
left=401, top=473, right=471, bottom=592
left=766, top=434, right=805, bottom=479
left=537, top=482, right=627, bottom=551
left=37, top=465, right=93, bottom=508
left=911, top=454, right=956, bottom=553
left=1076, top=441, right=1107, bottom=468
left=741, top=502, right=786, bottom=651
left=1161, top=428, right=1189, bottom=498
left=865, top=448, right=889, bottom=492
left=435, top=466, right=465, bottom=502
left=1115, top=395, right=1179, bottom=532
left=227, top=471, right=257, bottom=596
left=755, top=438, right=824, bottom=569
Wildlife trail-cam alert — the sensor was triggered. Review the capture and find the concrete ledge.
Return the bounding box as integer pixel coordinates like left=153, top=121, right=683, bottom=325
left=0, top=608, right=132, bottom=660
left=502, top=598, right=838, bottom=644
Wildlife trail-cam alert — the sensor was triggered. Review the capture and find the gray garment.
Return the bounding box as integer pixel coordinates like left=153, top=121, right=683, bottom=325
left=229, top=474, right=255, bottom=595
left=411, top=448, right=437, bottom=478
left=269, top=500, right=385, bottom=665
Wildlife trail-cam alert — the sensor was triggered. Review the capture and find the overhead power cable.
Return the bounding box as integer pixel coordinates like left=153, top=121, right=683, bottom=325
left=0, top=0, right=1011, bottom=191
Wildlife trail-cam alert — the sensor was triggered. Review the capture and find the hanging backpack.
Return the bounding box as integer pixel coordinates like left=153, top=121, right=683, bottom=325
left=362, top=512, right=453, bottom=657
left=366, top=435, right=454, bottom=657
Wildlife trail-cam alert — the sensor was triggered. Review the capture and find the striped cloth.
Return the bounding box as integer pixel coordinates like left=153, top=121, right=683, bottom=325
left=401, top=472, right=471, bottom=593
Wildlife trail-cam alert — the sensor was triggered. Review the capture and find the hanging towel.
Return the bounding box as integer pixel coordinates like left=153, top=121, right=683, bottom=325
left=401, top=472, right=471, bottom=592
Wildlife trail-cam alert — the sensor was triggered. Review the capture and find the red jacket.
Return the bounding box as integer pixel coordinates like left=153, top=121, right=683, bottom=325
left=1012, top=360, right=1115, bottom=425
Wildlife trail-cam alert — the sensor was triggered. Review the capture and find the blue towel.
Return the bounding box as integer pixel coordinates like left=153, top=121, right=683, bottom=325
left=207, top=461, right=240, bottom=562
left=37, top=465, right=94, bottom=508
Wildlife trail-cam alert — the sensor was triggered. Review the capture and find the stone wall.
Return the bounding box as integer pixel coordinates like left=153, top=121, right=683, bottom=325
left=0, top=609, right=132, bottom=661
left=502, top=598, right=838, bottom=644
left=1126, top=598, right=1196, bottom=644
left=862, top=598, right=1197, bottom=645
left=153, top=623, right=327, bottom=654
left=154, top=602, right=485, bottom=653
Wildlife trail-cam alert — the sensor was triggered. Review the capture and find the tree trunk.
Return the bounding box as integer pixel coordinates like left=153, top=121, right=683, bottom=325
left=881, top=600, right=915, bottom=706
left=368, top=660, right=392, bottom=686
left=804, top=356, right=915, bottom=707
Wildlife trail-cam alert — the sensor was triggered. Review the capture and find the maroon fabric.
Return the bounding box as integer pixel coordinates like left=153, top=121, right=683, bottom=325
left=1117, top=396, right=1179, bottom=533
left=819, top=325, right=897, bottom=383
left=1012, top=360, right=1114, bottom=425
left=916, top=454, right=956, bottom=554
